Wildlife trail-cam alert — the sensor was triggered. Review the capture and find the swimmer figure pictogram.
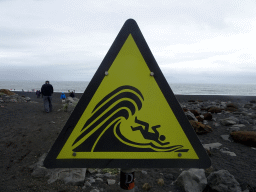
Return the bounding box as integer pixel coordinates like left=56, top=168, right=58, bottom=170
left=131, top=117, right=170, bottom=146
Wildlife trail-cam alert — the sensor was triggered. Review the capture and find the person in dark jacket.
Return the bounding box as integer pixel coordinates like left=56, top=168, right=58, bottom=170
left=41, top=80, right=53, bottom=113
left=36, top=90, right=41, bottom=98
left=69, top=91, right=75, bottom=98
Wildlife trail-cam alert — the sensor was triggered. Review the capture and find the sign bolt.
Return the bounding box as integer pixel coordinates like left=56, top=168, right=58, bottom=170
left=178, top=153, right=182, bottom=157
left=105, top=71, right=109, bottom=76
left=150, top=72, right=154, bottom=76
left=72, top=152, right=76, bottom=157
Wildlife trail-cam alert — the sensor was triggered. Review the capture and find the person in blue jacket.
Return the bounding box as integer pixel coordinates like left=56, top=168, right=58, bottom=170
left=60, top=92, right=66, bottom=100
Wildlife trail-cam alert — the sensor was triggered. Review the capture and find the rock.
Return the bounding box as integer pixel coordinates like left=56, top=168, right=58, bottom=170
left=239, top=119, right=250, bottom=124
left=228, top=127, right=240, bottom=132
left=208, top=107, right=222, bottom=113
left=196, top=116, right=204, bottom=122
left=203, top=113, right=212, bottom=120
left=244, top=103, right=253, bottom=109
left=220, top=150, right=237, bottom=157
left=225, top=103, right=239, bottom=112
left=84, top=181, right=91, bottom=187
left=107, top=179, right=116, bottom=185
left=174, top=168, right=207, bottom=192
left=142, top=183, right=151, bottom=191
left=141, top=170, right=147, bottom=174
left=189, top=120, right=212, bottom=134
left=90, top=189, right=100, bottom=192
left=25, top=97, right=31, bottom=101
left=220, top=135, right=231, bottom=142
left=157, top=178, right=164, bottom=186
left=250, top=100, right=256, bottom=103
left=0, top=89, right=15, bottom=95
left=87, top=177, right=96, bottom=184
left=220, top=119, right=237, bottom=126
left=203, top=143, right=222, bottom=150
left=95, top=178, right=103, bottom=182
left=185, top=111, right=198, bottom=121
left=207, top=170, right=242, bottom=192
left=49, top=168, right=87, bottom=186
left=230, top=131, right=256, bottom=147
left=164, top=173, right=174, bottom=180
left=31, top=153, right=48, bottom=178
left=190, top=110, right=200, bottom=116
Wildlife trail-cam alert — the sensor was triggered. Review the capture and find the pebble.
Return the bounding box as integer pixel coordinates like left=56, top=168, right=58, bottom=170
left=95, top=178, right=103, bottom=182
left=107, top=179, right=116, bottom=185
left=220, top=135, right=231, bottom=142
left=141, top=170, right=147, bottom=174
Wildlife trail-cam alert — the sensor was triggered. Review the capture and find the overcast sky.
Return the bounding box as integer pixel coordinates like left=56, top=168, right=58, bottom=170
left=1, top=0, right=256, bottom=84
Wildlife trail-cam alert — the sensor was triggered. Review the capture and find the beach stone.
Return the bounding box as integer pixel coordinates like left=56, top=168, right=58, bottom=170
left=157, top=178, right=164, bottom=186
left=107, top=179, right=116, bottom=185
left=203, top=113, right=212, bottom=120
left=185, top=111, right=198, bottom=121
left=220, top=118, right=237, bottom=126
left=47, top=168, right=87, bottom=186
left=141, top=170, right=147, bottom=174
left=221, top=135, right=231, bottom=142
left=90, top=189, right=100, bottom=192
left=230, top=131, right=256, bottom=147
left=207, top=170, right=241, bottom=192
left=142, top=183, right=151, bottom=191
left=208, top=106, right=222, bottom=113
left=189, top=120, right=212, bottom=134
left=203, top=143, right=222, bottom=150
left=174, top=168, right=207, bottom=192
left=239, top=119, right=250, bottom=124
left=220, top=150, right=237, bottom=157
left=95, top=178, right=103, bottom=182
left=196, top=116, right=203, bottom=122
left=190, top=110, right=200, bottom=116
left=84, top=181, right=91, bottom=187
left=0, top=89, right=15, bottom=95
left=244, top=103, right=253, bottom=109
left=228, top=127, right=240, bottom=132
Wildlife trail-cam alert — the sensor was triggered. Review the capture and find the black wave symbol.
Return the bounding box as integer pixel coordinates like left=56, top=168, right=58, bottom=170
left=72, top=85, right=189, bottom=153
left=72, top=86, right=144, bottom=152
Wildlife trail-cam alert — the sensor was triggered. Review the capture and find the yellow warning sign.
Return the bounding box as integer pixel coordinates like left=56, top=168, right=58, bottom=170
left=44, top=19, right=211, bottom=168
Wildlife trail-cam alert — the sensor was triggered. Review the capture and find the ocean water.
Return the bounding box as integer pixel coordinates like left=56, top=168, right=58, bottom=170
left=1, top=80, right=256, bottom=96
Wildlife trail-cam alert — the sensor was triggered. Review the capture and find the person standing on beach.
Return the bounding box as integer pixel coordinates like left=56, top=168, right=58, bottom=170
left=41, top=80, right=53, bottom=113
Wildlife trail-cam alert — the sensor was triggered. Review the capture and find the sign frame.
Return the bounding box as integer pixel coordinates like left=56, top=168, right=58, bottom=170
left=44, top=19, right=211, bottom=168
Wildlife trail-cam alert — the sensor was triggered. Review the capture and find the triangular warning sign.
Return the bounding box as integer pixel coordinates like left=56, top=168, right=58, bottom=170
left=44, top=19, right=211, bottom=168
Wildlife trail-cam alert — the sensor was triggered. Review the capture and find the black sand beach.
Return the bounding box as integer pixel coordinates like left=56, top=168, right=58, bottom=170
left=1, top=91, right=256, bottom=191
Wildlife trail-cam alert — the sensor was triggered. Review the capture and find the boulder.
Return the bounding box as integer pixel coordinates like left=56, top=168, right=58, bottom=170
left=175, top=168, right=207, bottom=192
left=189, top=120, right=212, bottom=134
left=230, top=131, right=256, bottom=147
left=203, top=113, right=212, bottom=120
left=207, top=170, right=241, bottom=192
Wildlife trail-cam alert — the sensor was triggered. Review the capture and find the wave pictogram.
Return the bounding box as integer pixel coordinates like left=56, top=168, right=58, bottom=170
left=72, top=85, right=189, bottom=153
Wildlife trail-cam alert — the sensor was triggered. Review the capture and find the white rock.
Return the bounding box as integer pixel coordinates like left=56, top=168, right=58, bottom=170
left=107, top=179, right=116, bottom=185
left=175, top=168, right=207, bottom=192
left=203, top=143, right=222, bottom=150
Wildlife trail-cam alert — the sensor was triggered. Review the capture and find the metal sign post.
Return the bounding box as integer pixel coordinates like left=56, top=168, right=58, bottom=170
left=120, top=168, right=135, bottom=191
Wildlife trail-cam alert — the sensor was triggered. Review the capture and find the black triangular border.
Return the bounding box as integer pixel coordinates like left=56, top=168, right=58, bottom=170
left=44, top=19, right=211, bottom=168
